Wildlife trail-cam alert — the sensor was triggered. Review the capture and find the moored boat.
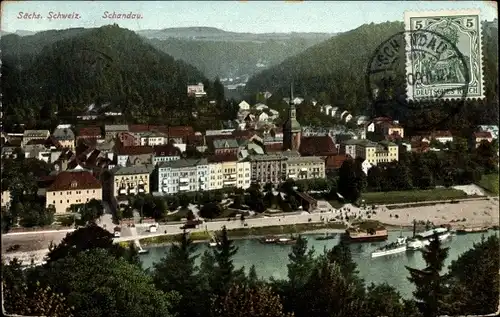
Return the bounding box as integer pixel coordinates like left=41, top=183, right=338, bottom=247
left=260, top=236, right=279, bottom=244
left=456, top=226, right=489, bottom=235
left=346, top=227, right=388, bottom=243
left=371, top=236, right=408, bottom=258
left=275, top=237, right=297, bottom=245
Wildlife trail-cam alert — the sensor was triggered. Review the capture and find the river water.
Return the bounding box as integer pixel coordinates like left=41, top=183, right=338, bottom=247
left=140, top=230, right=498, bottom=298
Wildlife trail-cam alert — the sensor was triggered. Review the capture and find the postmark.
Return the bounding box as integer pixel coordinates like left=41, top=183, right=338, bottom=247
left=404, top=9, right=484, bottom=101
left=366, top=29, right=470, bottom=129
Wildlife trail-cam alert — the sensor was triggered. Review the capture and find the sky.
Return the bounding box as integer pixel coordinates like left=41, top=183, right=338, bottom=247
left=1, top=1, right=497, bottom=34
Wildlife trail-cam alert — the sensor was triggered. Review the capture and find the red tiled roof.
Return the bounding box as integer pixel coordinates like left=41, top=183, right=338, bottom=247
left=129, top=124, right=157, bottom=133
left=299, top=136, right=337, bottom=156
left=153, top=144, right=181, bottom=157
left=325, top=154, right=350, bottom=170
left=207, top=153, right=239, bottom=163
left=265, top=143, right=283, bottom=153
left=386, top=132, right=403, bottom=141
left=474, top=131, right=492, bottom=138
left=47, top=170, right=102, bottom=192
left=232, top=129, right=255, bottom=139
left=26, top=139, right=47, bottom=145
left=78, top=127, right=101, bottom=137
left=411, top=141, right=430, bottom=153
left=115, top=145, right=154, bottom=156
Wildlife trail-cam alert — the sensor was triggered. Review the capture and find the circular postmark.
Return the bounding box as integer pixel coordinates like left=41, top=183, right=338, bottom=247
left=366, top=29, right=470, bottom=130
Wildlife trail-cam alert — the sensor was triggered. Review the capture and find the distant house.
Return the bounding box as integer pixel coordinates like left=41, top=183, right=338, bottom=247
left=330, top=107, right=339, bottom=117
left=365, top=122, right=376, bottom=133
left=238, top=100, right=251, bottom=111
left=478, top=125, right=499, bottom=139
left=322, top=105, right=333, bottom=116
left=105, top=124, right=129, bottom=140
left=187, top=83, right=207, bottom=98
left=258, top=112, right=269, bottom=122
left=213, top=139, right=239, bottom=155
left=343, top=113, right=353, bottom=123
left=292, top=97, right=304, bottom=105
left=77, top=126, right=102, bottom=142
left=115, top=145, right=154, bottom=167
left=52, top=126, right=75, bottom=150
left=473, top=131, right=493, bottom=148
left=431, top=131, right=453, bottom=144
left=355, top=116, right=369, bottom=125
left=254, top=103, right=268, bottom=111
left=22, top=130, right=50, bottom=148
left=152, top=144, right=182, bottom=165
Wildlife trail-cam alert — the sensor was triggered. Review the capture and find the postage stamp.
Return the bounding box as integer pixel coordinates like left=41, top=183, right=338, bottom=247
left=404, top=9, right=485, bottom=101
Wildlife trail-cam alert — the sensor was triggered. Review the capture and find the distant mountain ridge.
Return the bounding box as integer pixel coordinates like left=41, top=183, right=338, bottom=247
left=137, top=27, right=335, bottom=42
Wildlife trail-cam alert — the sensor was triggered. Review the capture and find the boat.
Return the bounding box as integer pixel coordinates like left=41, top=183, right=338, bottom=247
left=406, top=227, right=451, bottom=250
left=346, top=227, right=388, bottom=243
left=371, top=236, right=408, bottom=258
left=315, top=233, right=337, bottom=241
left=260, top=236, right=279, bottom=244
left=275, top=237, right=297, bottom=245
left=456, top=226, right=489, bottom=235
left=208, top=237, right=220, bottom=247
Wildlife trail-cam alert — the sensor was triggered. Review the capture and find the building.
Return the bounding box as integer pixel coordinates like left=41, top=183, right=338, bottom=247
left=374, top=141, right=399, bottom=163
left=431, top=131, right=453, bottom=144
left=157, top=158, right=208, bottom=195
left=248, top=154, right=287, bottom=184
left=378, top=122, right=405, bottom=139
left=238, top=100, right=251, bottom=111
left=111, top=165, right=152, bottom=198
left=348, top=139, right=378, bottom=165
left=237, top=160, right=251, bottom=189
left=22, top=130, right=50, bottom=148
left=152, top=144, right=182, bottom=165
left=282, top=83, right=302, bottom=151
left=115, top=146, right=154, bottom=167
left=221, top=156, right=238, bottom=189
left=52, top=126, right=75, bottom=150
left=284, top=156, right=325, bottom=180
left=76, top=126, right=102, bottom=142
left=45, top=166, right=102, bottom=214
left=213, top=139, right=240, bottom=155
left=478, top=125, right=499, bottom=139
left=473, top=131, right=493, bottom=148
left=105, top=125, right=129, bottom=141
left=187, top=83, right=207, bottom=97
left=207, top=160, right=224, bottom=191
left=138, top=131, right=167, bottom=146
left=1, top=190, right=11, bottom=209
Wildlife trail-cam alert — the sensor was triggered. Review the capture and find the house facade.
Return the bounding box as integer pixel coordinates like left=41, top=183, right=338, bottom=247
left=237, top=160, right=251, bottom=189
left=52, top=126, right=75, bottom=150
left=207, top=161, right=224, bottom=191
left=284, top=156, right=325, bottom=180
left=473, top=131, right=493, bottom=148
left=157, top=158, right=208, bottom=195
left=152, top=144, right=182, bottom=165
left=22, top=130, right=50, bottom=148
left=213, top=139, right=239, bottom=155
left=249, top=154, right=287, bottom=184
left=115, top=146, right=154, bottom=167
left=187, top=83, right=207, bottom=97
left=111, top=165, right=151, bottom=198
left=45, top=166, right=102, bottom=214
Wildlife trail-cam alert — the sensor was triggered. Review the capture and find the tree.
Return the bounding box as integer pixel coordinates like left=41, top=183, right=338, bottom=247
left=71, top=199, right=104, bottom=224
left=326, top=238, right=364, bottom=294
left=364, top=283, right=421, bottom=317
left=46, top=223, right=138, bottom=265
left=443, top=235, right=499, bottom=315
left=337, top=159, right=363, bottom=203
left=298, top=256, right=366, bottom=317
left=212, top=284, right=294, bottom=317
left=179, top=194, right=191, bottom=209
left=200, top=202, right=222, bottom=219
left=406, top=232, right=449, bottom=317
left=153, top=231, right=202, bottom=317
left=30, top=249, right=175, bottom=317
left=208, top=226, right=245, bottom=297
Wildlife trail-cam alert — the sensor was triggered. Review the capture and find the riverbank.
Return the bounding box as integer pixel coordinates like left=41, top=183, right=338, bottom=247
left=135, top=222, right=347, bottom=247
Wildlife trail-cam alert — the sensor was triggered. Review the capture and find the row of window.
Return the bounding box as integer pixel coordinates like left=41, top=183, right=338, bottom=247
left=52, top=190, right=96, bottom=195
left=52, top=197, right=90, bottom=204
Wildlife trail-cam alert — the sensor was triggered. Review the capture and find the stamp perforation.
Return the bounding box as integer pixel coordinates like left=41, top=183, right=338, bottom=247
left=403, top=9, right=486, bottom=102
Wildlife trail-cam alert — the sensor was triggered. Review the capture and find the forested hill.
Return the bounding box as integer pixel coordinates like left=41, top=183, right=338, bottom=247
left=1, top=25, right=206, bottom=128
left=245, top=21, right=499, bottom=131
left=147, top=36, right=332, bottom=79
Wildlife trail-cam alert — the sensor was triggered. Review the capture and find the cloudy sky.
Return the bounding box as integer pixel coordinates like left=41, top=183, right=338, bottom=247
left=1, top=1, right=497, bottom=33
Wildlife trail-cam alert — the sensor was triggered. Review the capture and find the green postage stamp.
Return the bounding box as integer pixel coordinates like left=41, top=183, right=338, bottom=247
left=404, top=9, right=485, bottom=101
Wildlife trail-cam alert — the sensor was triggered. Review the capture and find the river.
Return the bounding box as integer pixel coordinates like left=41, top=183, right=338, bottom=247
left=140, top=229, right=498, bottom=298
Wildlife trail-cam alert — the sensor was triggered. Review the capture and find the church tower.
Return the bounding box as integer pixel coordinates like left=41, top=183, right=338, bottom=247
left=282, top=82, right=302, bottom=151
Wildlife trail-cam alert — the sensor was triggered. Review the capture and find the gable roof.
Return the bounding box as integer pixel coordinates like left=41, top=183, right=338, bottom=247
left=78, top=127, right=102, bottom=137
left=213, top=139, right=239, bottom=149
left=115, top=145, right=154, bottom=156
left=53, top=127, right=75, bottom=140
left=207, top=153, right=239, bottom=163
left=299, top=136, right=337, bottom=156
left=47, top=169, right=102, bottom=192
left=474, top=131, right=493, bottom=138
left=325, top=154, right=350, bottom=170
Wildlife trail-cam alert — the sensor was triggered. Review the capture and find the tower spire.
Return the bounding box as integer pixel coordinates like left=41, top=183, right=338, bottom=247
left=290, top=81, right=294, bottom=104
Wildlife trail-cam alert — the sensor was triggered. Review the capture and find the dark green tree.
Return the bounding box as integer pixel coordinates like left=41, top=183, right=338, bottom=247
left=406, top=232, right=449, bottom=317
left=153, top=230, right=202, bottom=317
